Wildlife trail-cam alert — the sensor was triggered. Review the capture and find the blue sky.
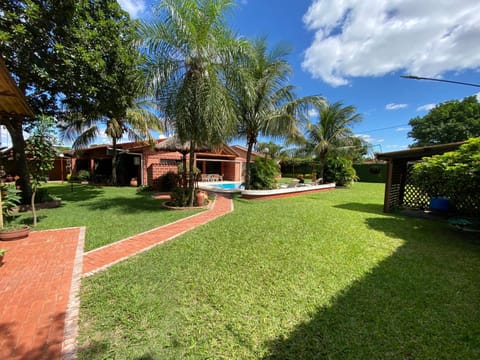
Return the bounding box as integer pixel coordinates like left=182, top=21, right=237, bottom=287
left=19, top=0, right=477, bottom=154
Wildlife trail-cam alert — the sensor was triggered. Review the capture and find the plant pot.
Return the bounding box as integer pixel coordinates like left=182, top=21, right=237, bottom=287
left=0, top=225, right=30, bottom=241
left=195, top=191, right=207, bottom=206
left=130, top=178, right=138, bottom=187
left=430, top=197, right=450, bottom=211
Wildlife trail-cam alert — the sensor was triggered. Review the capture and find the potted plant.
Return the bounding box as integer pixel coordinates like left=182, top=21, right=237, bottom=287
left=0, top=249, right=6, bottom=263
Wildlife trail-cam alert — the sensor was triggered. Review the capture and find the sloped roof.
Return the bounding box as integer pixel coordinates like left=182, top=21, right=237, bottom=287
left=0, top=57, right=33, bottom=117
left=376, top=141, right=464, bottom=161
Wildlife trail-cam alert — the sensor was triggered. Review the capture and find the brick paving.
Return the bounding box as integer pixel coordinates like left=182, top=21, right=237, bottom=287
left=0, top=194, right=233, bottom=359
left=83, top=193, right=233, bottom=276
left=0, top=227, right=85, bottom=360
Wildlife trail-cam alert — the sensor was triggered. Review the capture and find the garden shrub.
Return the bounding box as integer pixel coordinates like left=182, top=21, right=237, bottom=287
left=412, top=136, right=480, bottom=215
left=250, top=158, right=280, bottom=190
left=70, top=170, right=90, bottom=182
left=170, top=187, right=189, bottom=207
left=1, top=184, right=21, bottom=221
left=324, top=157, right=358, bottom=186
left=157, top=171, right=179, bottom=191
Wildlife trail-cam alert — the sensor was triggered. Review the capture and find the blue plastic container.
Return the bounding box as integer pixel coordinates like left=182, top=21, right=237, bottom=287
left=430, top=197, right=450, bottom=211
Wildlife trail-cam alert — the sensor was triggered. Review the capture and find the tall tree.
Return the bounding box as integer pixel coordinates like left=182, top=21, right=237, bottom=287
left=230, top=39, right=323, bottom=189
left=0, top=1, right=151, bottom=193
left=0, top=0, right=77, bottom=200
left=58, top=0, right=162, bottom=184
left=408, top=95, right=480, bottom=147
left=304, top=101, right=362, bottom=180
left=140, top=0, right=244, bottom=205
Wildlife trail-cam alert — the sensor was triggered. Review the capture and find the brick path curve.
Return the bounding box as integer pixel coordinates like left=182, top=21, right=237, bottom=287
left=0, top=194, right=233, bottom=359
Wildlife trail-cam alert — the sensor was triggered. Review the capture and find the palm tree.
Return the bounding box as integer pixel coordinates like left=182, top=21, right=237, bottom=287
left=62, top=100, right=162, bottom=184
left=139, top=0, right=244, bottom=205
left=230, top=38, right=323, bottom=189
left=304, top=101, right=362, bottom=181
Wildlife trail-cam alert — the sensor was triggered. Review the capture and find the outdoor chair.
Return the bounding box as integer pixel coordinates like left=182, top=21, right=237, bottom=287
left=279, top=179, right=300, bottom=188
left=208, top=174, right=223, bottom=181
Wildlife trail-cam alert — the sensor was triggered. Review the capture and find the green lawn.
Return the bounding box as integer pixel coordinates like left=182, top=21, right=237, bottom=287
left=78, top=183, right=480, bottom=359
left=12, top=183, right=200, bottom=251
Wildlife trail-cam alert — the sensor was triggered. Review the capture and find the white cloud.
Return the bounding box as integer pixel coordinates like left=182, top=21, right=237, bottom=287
left=396, top=127, right=410, bottom=131
left=302, top=0, right=480, bottom=86
left=356, top=134, right=384, bottom=144
left=308, top=108, right=319, bottom=117
left=386, top=103, right=408, bottom=110
left=417, top=103, right=436, bottom=111
left=475, top=92, right=480, bottom=101
left=118, top=0, right=146, bottom=18
left=386, top=144, right=408, bottom=150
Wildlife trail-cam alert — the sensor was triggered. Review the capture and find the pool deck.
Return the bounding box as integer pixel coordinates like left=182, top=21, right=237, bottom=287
left=241, top=183, right=336, bottom=199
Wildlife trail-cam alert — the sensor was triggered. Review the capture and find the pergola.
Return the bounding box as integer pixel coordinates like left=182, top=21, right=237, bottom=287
left=376, top=142, right=464, bottom=213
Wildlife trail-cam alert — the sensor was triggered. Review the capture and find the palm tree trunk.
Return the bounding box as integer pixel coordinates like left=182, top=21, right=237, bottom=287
left=318, top=151, right=327, bottom=182
left=244, top=138, right=255, bottom=190
left=111, top=137, right=119, bottom=185
left=182, top=152, right=188, bottom=189
left=188, top=142, right=196, bottom=207
left=3, top=118, right=32, bottom=203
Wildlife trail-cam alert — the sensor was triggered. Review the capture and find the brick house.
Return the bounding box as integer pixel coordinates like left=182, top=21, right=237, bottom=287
left=53, top=139, right=259, bottom=188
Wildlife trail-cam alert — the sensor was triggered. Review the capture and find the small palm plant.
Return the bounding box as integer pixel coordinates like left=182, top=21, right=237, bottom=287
left=0, top=184, right=22, bottom=229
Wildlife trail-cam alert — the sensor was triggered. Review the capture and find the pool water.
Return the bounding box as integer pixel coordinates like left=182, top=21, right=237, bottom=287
left=212, top=182, right=244, bottom=190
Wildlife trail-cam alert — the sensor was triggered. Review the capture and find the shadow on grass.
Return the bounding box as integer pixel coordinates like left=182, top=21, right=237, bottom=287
left=263, top=217, right=480, bottom=359
left=334, top=202, right=385, bottom=215
left=75, top=193, right=171, bottom=213
left=45, top=184, right=105, bottom=202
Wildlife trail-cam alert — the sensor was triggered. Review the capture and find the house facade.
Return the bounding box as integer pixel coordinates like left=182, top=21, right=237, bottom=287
left=53, top=140, right=258, bottom=188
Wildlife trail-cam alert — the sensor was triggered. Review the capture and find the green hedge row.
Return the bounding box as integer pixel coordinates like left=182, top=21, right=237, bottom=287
left=353, top=163, right=387, bottom=183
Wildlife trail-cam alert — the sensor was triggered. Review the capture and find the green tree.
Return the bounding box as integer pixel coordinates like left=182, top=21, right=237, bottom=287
left=25, top=116, right=57, bottom=226
left=412, top=137, right=480, bottom=215
left=408, top=96, right=480, bottom=147
left=59, top=1, right=162, bottom=185
left=255, top=141, right=285, bottom=161
left=303, top=101, right=362, bottom=181
left=0, top=0, right=76, bottom=200
left=140, top=0, right=244, bottom=205
left=230, top=39, right=322, bottom=189
left=0, top=1, right=149, bottom=195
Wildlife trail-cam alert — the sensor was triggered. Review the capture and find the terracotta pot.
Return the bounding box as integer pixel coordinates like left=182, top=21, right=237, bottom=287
left=0, top=226, right=30, bottom=241
left=195, top=191, right=207, bottom=206
left=130, top=178, right=138, bottom=187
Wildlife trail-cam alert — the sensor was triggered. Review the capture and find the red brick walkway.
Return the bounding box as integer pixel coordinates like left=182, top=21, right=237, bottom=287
left=83, top=194, right=233, bottom=276
left=0, top=194, right=233, bottom=359
left=0, top=227, right=85, bottom=360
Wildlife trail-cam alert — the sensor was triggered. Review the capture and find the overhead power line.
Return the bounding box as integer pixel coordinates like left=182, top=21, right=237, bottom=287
left=401, top=75, right=480, bottom=88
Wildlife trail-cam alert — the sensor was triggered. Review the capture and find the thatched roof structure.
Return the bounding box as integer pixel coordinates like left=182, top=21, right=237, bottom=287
left=154, top=136, right=211, bottom=153
left=0, top=57, right=33, bottom=117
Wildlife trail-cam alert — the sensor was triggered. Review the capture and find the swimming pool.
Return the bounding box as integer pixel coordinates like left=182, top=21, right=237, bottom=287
left=212, top=182, right=244, bottom=190
left=199, top=182, right=244, bottom=193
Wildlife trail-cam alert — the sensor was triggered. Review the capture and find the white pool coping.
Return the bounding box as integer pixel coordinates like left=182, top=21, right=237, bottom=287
left=199, top=181, right=336, bottom=196
left=241, top=182, right=336, bottom=197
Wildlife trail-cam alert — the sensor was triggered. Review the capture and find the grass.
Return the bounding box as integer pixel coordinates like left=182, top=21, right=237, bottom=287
left=12, top=183, right=200, bottom=251
left=78, top=183, right=480, bottom=359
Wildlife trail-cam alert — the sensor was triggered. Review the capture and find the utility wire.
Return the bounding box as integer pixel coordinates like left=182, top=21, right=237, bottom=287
left=356, top=123, right=410, bottom=134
